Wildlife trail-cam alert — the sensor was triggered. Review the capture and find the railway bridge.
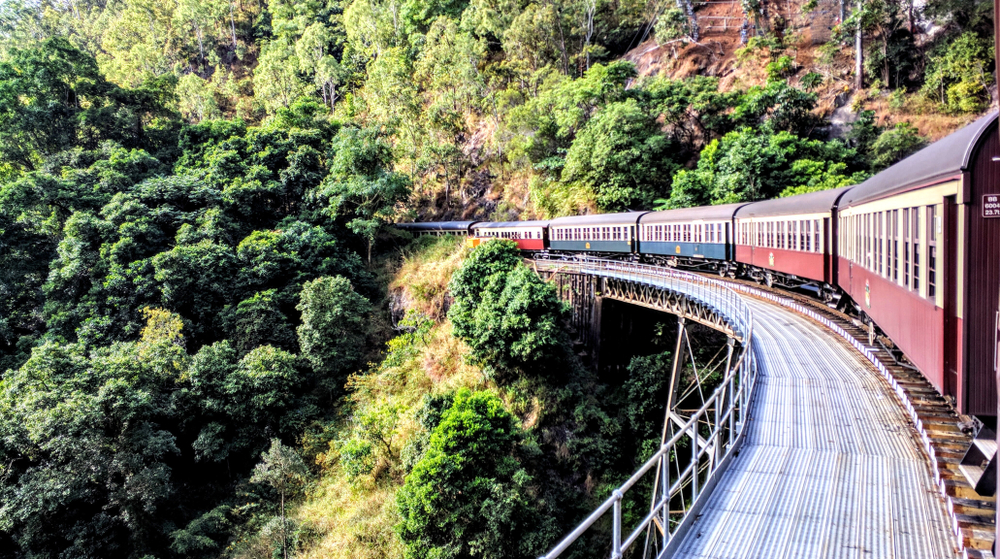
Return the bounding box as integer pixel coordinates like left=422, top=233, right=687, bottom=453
left=534, top=258, right=986, bottom=559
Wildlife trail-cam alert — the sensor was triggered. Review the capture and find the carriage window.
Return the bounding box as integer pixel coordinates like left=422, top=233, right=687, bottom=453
left=885, top=210, right=899, bottom=281
left=903, top=211, right=910, bottom=287
left=877, top=212, right=884, bottom=276
left=912, top=207, right=920, bottom=293
left=928, top=206, right=937, bottom=300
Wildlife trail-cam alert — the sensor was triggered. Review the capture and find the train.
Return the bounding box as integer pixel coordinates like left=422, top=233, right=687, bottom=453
left=397, top=112, right=1000, bottom=420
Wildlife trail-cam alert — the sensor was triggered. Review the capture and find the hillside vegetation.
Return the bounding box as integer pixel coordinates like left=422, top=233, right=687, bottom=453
left=0, top=0, right=996, bottom=558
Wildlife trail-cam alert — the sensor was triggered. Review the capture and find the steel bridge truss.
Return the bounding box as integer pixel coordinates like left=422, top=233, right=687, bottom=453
left=533, top=258, right=757, bottom=559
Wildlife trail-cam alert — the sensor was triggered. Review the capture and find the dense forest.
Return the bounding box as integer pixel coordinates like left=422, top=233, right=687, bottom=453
left=0, top=0, right=995, bottom=557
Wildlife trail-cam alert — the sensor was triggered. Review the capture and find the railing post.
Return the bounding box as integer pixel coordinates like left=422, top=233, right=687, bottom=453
left=661, top=453, right=670, bottom=548
left=728, top=370, right=736, bottom=444
left=613, top=490, right=623, bottom=559
left=713, top=392, right=722, bottom=468
left=691, top=420, right=699, bottom=501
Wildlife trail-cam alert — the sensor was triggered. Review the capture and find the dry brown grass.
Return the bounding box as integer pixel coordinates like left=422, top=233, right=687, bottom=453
left=391, top=236, right=467, bottom=321
left=294, top=472, right=404, bottom=559
left=291, top=237, right=490, bottom=559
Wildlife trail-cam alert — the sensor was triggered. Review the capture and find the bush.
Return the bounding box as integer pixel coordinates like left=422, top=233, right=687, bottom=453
left=655, top=8, right=692, bottom=43
left=561, top=98, right=678, bottom=212
left=766, top=55, right=796, bottom=81
left=800, top=72, right=823, bottom=90
left=396, top=389, right=545, bottom=559
left=922, top=32, right=994, bottom=109
left=450, top=244, right=569, bottom=382
left=870, top=123, right=927, bottom=170
left=946, top=80, right=988, bottom=113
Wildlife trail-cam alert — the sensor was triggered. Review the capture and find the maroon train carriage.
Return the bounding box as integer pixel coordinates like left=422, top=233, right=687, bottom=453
left=733, top=186, right=850, bottom=298
left=837, top=112, right=999, bottom=416
left=470, top=220, right=549, bottom=251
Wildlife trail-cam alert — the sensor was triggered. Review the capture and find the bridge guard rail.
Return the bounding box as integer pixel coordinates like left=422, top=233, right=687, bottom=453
left=532, top=258, right=757, bottom=559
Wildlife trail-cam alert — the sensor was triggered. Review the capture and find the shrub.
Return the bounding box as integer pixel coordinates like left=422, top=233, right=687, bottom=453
left=946, top=80, right=988, bottom=113
left=396, top=389, right=545, bottom=559
left=450, top=246, right=569, bottom=382
left=800, top=72, right=823, bottom=90
left=766, top=55, right=796, bottom=81
left=870, top=123, right=927, bottom=170
left=922, top=32, right=994, bottom=109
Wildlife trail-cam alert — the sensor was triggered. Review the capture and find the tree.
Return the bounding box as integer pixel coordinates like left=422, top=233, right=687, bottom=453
left=321, top=126, right=412, bottom=262
left=561, top=98, right=678, bottom=211
left=449, top=241, right=568, bottom=381
left=296, top=275, right=372, bottom=388
left=0, top=38, right=178, bottom=172
left=396, top=389, right=543, bottom=559
left=250, top=439, right=308, bottom=559
left=663, top=128, right=866, bottom=207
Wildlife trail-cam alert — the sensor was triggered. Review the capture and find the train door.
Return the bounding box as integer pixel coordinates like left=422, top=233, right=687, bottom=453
left=944, top=195, right=960, bottom=398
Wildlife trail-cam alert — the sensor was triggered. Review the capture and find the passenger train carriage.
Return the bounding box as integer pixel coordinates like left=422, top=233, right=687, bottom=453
left=396, top=111, right=1000, bottom=419
left=470, top=221, right=548, bottom=250
left=734, top=186, right=847, bottom=294
left=837, top=112, right=999, bottom=416
left=548, top=213, right=645, bottom=255
left=638, top=204, right=745, bottom=272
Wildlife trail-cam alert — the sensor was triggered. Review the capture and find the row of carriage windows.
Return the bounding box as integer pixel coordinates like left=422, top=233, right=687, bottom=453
left=553, top=226, right=631, bottom=241
left=477, top=230, right=542, bottom=239
left=642, top=222, right=725, bottom=243
left=841, top=206, right=938, bottom=301
left=739, top=219, right=823, bottom=253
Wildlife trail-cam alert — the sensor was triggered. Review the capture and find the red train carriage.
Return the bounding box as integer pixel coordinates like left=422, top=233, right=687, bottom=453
left=470, top=221, right=548, bottom=251
left=734, top=187, right=850, bottom=294
left=837, top=112, right=998, bottom=416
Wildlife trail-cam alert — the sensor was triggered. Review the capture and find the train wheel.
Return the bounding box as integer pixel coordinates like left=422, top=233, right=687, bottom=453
left=764, top=272, right=774, bottom=288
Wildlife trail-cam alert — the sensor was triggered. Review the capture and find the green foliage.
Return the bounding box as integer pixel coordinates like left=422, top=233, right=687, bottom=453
left=562, top=98, right=678, bottom=211
left=0, top=304, right=321, bottom=559
left=654, top=8, right=692, bottom=43
left=847, top=110, right=927, bottom=171
left=869, top=123, right=927, bottom=170
left=922, top=32, right=994, bottom=112
left=447, top=239, right=522, bottom=302
left=766, top=55, right=796, bottom=81
left=297, top=275, right=372, bottom=392
left=449, top=240, right=568, bottom=381
left=321, top=126, right=412, bottom=260
left=340, top=438, right=377, bottom=478
left=0, top=38, right=180, bottom=172
left=621, top=351, right=673, bottom=458
left=251, top=438, right=309, bottom=559
left=663, top=128, right=866, bottom=207
left=396, top=388, right=545, bottom=559
left=800, top=71, right=823, bottom=90
left=730, top=80, right=821, bottom=137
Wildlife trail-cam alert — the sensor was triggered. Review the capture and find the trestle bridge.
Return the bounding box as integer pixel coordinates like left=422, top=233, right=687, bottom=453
left=533, top=258, right=978, bottom=559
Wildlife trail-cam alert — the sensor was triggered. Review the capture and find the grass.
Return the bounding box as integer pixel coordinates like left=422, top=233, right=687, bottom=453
left=289, top=235, right=490, bottom=559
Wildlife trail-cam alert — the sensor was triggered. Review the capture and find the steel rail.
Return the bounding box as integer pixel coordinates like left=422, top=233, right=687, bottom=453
left=533, top=257, right=757, bottom=559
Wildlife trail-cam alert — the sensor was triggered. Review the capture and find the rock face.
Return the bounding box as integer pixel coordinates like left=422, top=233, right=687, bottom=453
left=801, top=0, right=841, bottom=44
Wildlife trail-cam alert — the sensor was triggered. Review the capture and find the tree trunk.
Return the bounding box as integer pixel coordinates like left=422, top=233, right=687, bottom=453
left=855, top=1, right=863, bottom=90
left=281, top=490, right=287, bottom=559
left=230, top=2, right=238, bottom=50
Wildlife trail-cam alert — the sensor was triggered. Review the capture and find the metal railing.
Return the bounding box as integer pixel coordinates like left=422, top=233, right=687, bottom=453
left=533, top=257, right=757, bottom=559
left=533, top=257, right=752, bottom=342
